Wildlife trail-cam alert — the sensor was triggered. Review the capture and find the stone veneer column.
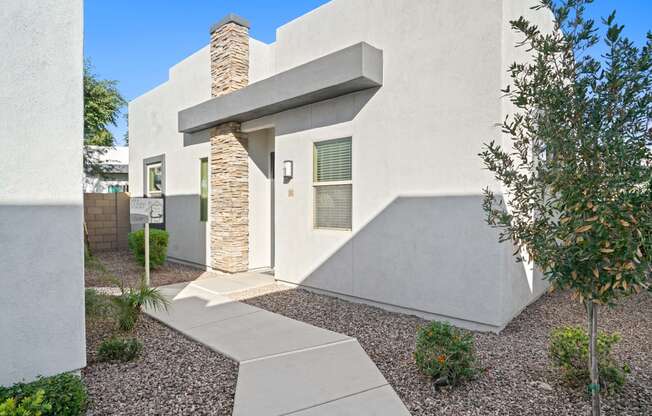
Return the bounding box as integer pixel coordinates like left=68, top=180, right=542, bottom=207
left=209, top=14, right=250, bottom=273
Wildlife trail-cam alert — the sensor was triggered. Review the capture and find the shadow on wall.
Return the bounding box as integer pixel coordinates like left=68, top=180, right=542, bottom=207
left=183, top=128, right=212, bottom=147
left=275, top=88, right=379, bottom=137
left=281, top=194, right=543, bottom=330
left=0, top=204, right=86, bottom=385
left=153, top=194, right=207, bottom=268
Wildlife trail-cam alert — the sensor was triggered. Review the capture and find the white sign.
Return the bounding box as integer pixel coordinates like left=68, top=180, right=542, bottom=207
left=130, top=197, right=164, bottom=224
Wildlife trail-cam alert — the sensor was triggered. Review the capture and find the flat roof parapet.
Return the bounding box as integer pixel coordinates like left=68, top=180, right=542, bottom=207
left=178, top=42, right=383, bottom=134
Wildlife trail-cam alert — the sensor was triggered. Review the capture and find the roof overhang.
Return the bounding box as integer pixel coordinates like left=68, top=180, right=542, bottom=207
left=178, top=42, right=383, bottom=134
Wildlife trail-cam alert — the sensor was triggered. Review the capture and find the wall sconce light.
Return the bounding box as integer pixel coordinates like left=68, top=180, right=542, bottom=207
left=283, top=160, right=293, bottom=179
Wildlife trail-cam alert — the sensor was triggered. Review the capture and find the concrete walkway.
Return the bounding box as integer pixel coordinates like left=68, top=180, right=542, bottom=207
left=146, top=273, right=410, bottom=416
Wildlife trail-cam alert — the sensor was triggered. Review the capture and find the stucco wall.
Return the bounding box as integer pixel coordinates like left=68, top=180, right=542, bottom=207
left=130, top=0, right=554, bottom=331
left=498, top=0, right=556, bottom=323
left=248, top=129, right=275, bottom=269
left=242, top=0, right=508, bottom=330
left=129, top=46, right=213, bottom=267
left=244, top=0, right=554, bottom=331
left=249, top=39, right=276, bottom=83
left=0, top=0, right=85, bottom=386
left=129, top=38, right=277, bottom=269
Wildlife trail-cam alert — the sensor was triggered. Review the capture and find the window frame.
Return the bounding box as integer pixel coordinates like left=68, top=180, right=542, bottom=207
left=312, top=137, right=352, bottom=231
left=200, top=157, right=208, bottom=222
left=147, top=163, right=163, bottom=197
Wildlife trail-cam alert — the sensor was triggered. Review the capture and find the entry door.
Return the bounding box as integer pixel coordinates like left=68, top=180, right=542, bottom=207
left=270, top=152, right=275, bottom=269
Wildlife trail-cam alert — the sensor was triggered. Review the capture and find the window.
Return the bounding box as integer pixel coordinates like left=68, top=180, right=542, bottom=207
left=147, top=163, right=162, bottom=196
left=313, top=137, right=352, bottom=230
left=200, top=158, right=208, bottom=222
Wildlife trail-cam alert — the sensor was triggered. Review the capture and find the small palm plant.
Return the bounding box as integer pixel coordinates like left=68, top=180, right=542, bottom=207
left=112, top=276, right=169, bottom=331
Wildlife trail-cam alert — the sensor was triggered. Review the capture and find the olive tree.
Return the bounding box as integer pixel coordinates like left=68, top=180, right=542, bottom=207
left=479, top=1, right=651, bottom=414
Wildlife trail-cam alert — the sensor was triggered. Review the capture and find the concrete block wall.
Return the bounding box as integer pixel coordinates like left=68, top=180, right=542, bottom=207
left=84, top=193, right=130, bottom=251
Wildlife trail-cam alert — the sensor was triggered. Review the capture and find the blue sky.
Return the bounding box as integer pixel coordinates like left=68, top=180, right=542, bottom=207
left=84, top=1, right=651, bottom=145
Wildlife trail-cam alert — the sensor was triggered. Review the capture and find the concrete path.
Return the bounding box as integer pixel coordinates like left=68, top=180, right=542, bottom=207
left=146, top=273, right=410, bottom=416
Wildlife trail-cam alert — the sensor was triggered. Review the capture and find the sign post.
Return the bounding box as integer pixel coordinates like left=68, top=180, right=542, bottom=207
left=130, top=197, right=164, bottom=286
left=144, top=223, right=150, bottom=286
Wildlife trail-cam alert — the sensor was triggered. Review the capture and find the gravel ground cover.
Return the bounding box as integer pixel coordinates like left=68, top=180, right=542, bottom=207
left=85, top=250, right=203, bottom=288
left=83, top=315, right=237, bottom=415
left=233, top=284, right=651, bottom=416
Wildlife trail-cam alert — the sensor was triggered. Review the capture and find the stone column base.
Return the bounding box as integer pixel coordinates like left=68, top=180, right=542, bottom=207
left=210, top=122, right=249, bottom=273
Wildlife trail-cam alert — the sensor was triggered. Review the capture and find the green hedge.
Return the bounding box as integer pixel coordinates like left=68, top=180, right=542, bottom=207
left=127, top=228, right=169, bottom=268
left=0, top=373, right=87, bottom=416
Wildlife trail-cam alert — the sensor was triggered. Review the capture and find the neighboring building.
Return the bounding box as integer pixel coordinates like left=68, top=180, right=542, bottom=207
left=0, top=0, right=85, bottom=386
left=129, top=0, right=555, bottom=332
left=84, top=146, right=129, bottom=193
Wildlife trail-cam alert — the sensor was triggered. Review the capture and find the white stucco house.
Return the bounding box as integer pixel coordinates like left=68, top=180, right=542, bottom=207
left=84, top=146, right=130, bottom=193
left=129, top=0, right=555, bottom=332
left=0, top=0, right=85, bottom=386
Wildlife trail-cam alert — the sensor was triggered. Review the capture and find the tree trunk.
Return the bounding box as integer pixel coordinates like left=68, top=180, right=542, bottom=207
left=587, top=301, right=601, bottom=416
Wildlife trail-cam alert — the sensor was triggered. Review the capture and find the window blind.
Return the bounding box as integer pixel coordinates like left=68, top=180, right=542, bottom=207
left=314, top=184, right=352, bottom=229
left=314, top=138, right=352, bottom=230
left=314, top=138, right=352, bottom=182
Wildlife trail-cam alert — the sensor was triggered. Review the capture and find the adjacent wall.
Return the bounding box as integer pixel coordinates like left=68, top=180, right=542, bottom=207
left=0, top=0, right=85, bottom=385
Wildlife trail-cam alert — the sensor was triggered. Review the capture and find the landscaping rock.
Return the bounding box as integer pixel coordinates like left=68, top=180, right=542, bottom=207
left=233, top=285, right=651, bottom=416
left=83, top=316, right=237, bottom=415
left=85, top=250, right=203, bottom=288
left=529, top=380, right=554, bottom=392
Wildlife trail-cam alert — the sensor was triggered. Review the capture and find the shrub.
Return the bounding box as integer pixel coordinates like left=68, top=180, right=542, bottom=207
left=84, top=289, right=115, bottom=321
left=0, top=390, right=51, bottom=416
left=549, top=326, right=630, bottom=392
left=127, top=229, right=169, bottom=268
left=414, top=321, right=478, bottom=386
left=0, top=374, right=87, bottom=416
left=112, top=277, right=169, bottom=331
left=97, top=337, right=143, bottom=362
